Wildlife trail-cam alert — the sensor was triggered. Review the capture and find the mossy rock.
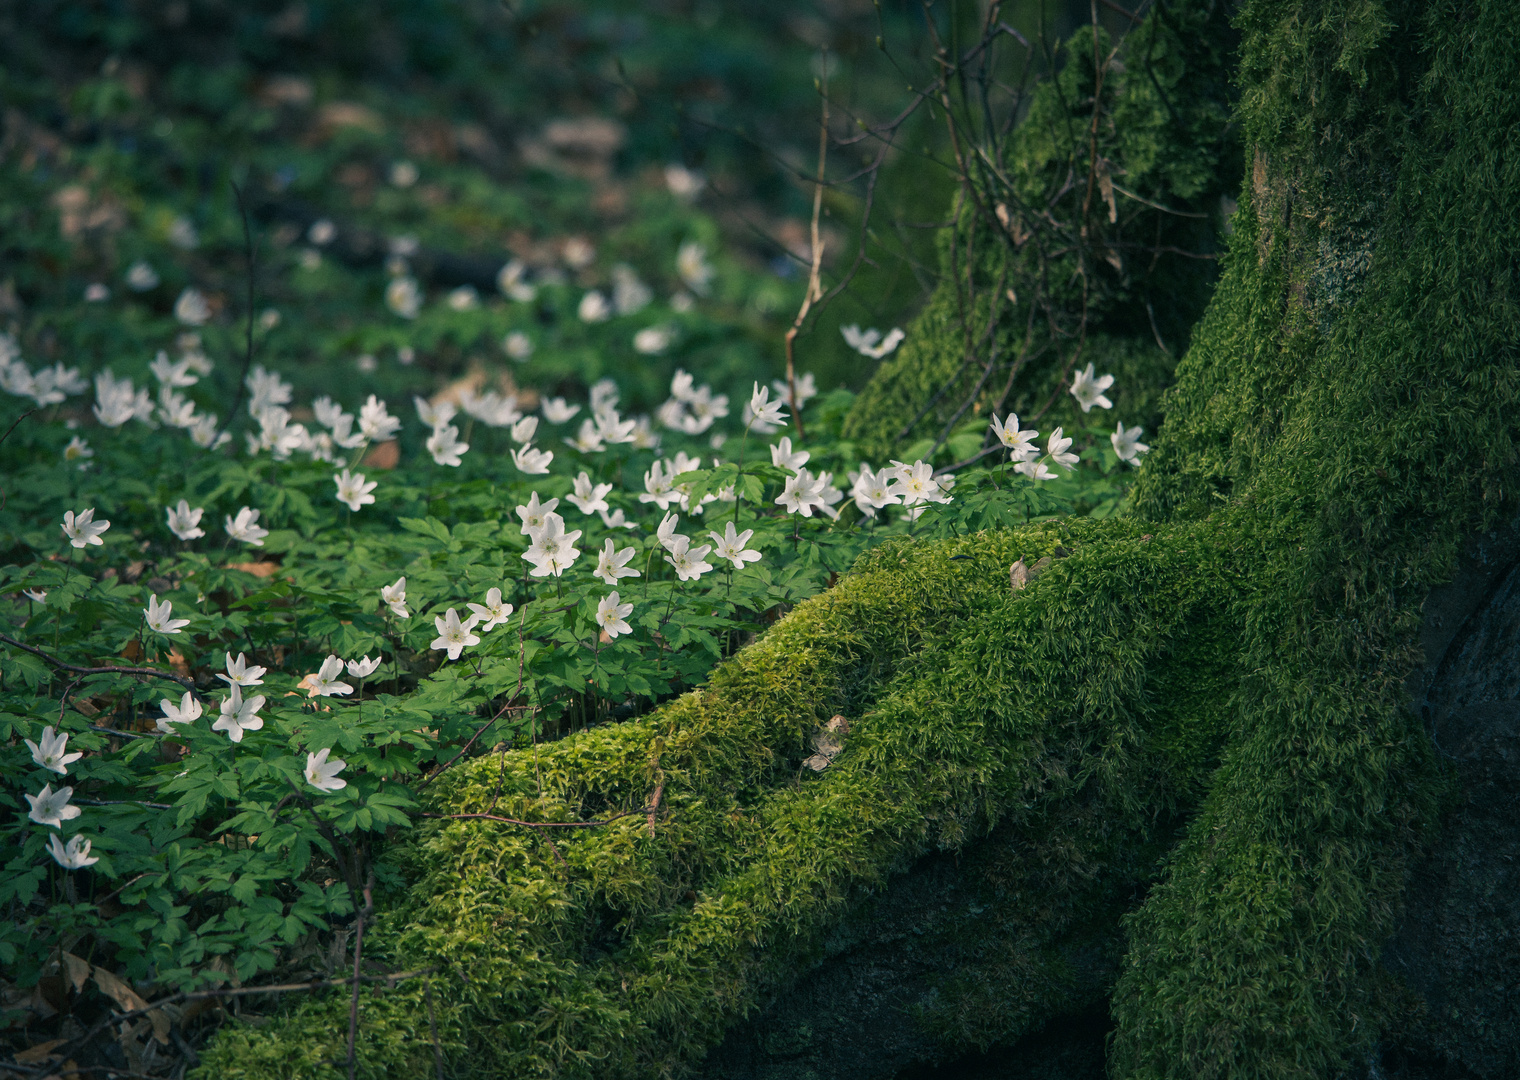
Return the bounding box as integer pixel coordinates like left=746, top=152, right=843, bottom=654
left=195, top=0, right=1520, bottom=1076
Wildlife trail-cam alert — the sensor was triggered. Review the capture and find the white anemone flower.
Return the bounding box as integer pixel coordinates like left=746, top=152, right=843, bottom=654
left=24, top=726, right=82, bottom=775
left=989, top=414, right=1040, bottom=460
left=158, top=691, right=203, bottom=732
left=1046, top=427, right=1080, bottom=470
left=594, top=539, right=641, bottom=586
left=309, top=655, right=353, bottom=697
left=503, top=330, right=534, bottom=361
left=218, top=652, right=267, bottom=688
left=334, top=469, right=377, bottom=512
left=595, top=592, right=634, bottom=639
left=747, top=383, right=787, bottom=430
left=522, top=516, right=582, bottom=578
left=25, top=783, right=81, bottom=828
left=386, top=276, right=422, bottom=319
left=567, top=472, right=613, bottom=515
left=144, top=594, right=190, bottom=635
left=851, top=466, right=902, bottom=518
left=663, top=535, right=714, bottom=581
left=599, top=508, right=638, bottom=530
left=1111, top=422, right=1150, bottom=464
left=510, top=415, right=539, bottom=444
left=840, top=325, right=905, bottom=359
left=166, top=499, right=205, bottom=540
left=1015, top=458, right=1059, bottom=481
left=305, top=748, right=348, bottom=793
left=578, top=290, right=612, bottom=323
left=431, top=608, right=481, bottom=660
left=634, top=325, right=673, bottom=355
left=61, top=508, right=110, bottom=548
left=888, top=460, right=952, bottom=506
left=640, top=460, right=678, bottom=509
left=225, top=507, right=269, bottom=546
left=213, top=684, right=266, bottom=743
left=770, top=372, right=818, bottom=411
left=467, top=588, right=514, bottom=632
left=541, top=397, right=580, bottom=424
left=770, top=437, right=809, bottom=473
left=708, top=522, right=762, bottom=570
left=358, top=395, right=402, bottom=442
left=565, top=418, right=606, bottom=454
left=776, top=469, right=829, bottom=517
left=676, top=241, right=715, bottom=295
left=47, top=833, right=99, bottom=870
left=595, top=409, right=637, bottom=445
left=1069, top=363, right=1115, bottom=412
left=63, top=435, right=93, bottom=462
left=426, top=424, right=468, bottom=467
left=346, top=655, right=383, bottom=679
left=512, top=444, right=553, bottom=474
left=381, top=577, right=409, bottom=618
left=174, top=288, right=211, bottom=326
left=515, top=492, right=561, bottom=535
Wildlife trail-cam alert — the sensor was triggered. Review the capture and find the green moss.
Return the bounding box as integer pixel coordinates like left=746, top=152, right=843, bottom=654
left=197, top=0, right=1520, bottom=1075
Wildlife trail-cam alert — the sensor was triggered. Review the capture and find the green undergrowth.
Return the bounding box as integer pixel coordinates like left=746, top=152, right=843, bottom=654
left=196, top=515, right=1253, bottom=1078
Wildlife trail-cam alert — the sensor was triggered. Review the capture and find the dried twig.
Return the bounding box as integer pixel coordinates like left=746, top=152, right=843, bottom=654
left=783, top=50, right=831, bottom=443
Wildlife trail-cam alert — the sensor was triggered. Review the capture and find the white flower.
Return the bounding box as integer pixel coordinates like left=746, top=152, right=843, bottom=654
left=358, top=395, right=402, bottom=442
left=190, top=414, right=230, bottom=450
left=150, top=352, right=197, bottom=388
left=144, top=594, right=190, bottom=635
left=747, top=383, right=788, bottom=429
left=989, top=413, right=1040, bottom=459
left=309, top=655, right=353, bottom=697
left=709, top=522, right=762, bottom=570
left=447, top=285, right=479, bottom=311
left=596, top=591, right=634, bottom=639
left=84, top=282, right=109, bottom=302
left=346, top=655, right=383, bottom=679
left=25, top=726, right=82, bottom=775
left=510, top=415, right=539, bottom=444
left=158, top=691, right=203, bottom=732
left=612, top=265, right=654, bottom=315
left=1046, top=427, right=1080, bottom=470
left=1014, top=458, right=1058, bottom=481
left=578, top=290, right=612, bottom=323
left=1111, top=422, right=1150, bottom=464
left=304, top=748, right=348, bottom=793
left=23, top=588, right=46, bottom=604
left=516, top=491, right=561, bottom=535
left=670, top=291, right=694, bottom=312
left=656, top=510, right=684, bottom=553
left=156, top=386, right=196, bottom=429
left=631, top=415, right=659, bottom=450
left=381, top=577, right=409, bottom=618
left=594, top=409, right=637, bottom=445
left=390, top=160, right=419, bottom=187
left=568, top=473, right=613, bottom=515
left=461, top=389, right=522, bottom=428
left=522, top=516, right=583, bottom=578
left=334, top=469, right=377, bottom=512
left=512, top=444, right=553, bottom=474
left=888, top=460, right=952, bottom=506
left=770, top=437, right=810, bottom=473
left=841, top=325, right=905, bottom=359
left=246, top=364, right=293, bottom=416
left=594, top=538, right=641, bottom=586
left=63, top=435, right=92, bottom=462
left=599, top=507, right=638, bottom=530
left=503, top=330, right=534, bottom=361
left=225, top=506, right=268, bottom=546
left=213, top=684, right=266, bottom=743
left=427, top=424, right=469, bottom=467
left=386, top=276, right=422, bottom=319
left=467, top=588, right=514, bottom=632
left=664, top=535, right=714, bottom=581
left=1069, top=363, right=1115, bottom=413
left=851, top=466, right=901, bottom=517
left=665, top=163, right=705, bottom=199
left=640, top=460, right=678, bottom=509
left=590, top=379, right=619, bottom=413
left=497, top=259, right=537, bottom=302
left=168, top=216, right=199, bottom=249
left=91, top=370, right=148, bottom=427
left=542, top=397, right=580, bottom=424
left=174, top=288, right=210, bottom=326
left=770, top=372, right=818, bottom=411
left=634, top=325, right=673, bottom=354
left=126, top=260, right=159, bottom=291
left=308, top=218, right=336, bottom=245
left=162, top=499, right=204, bottom=541
left=414, top=396, right=457, bottom=429
left=46, top=833, right=99, bottom=870
left=217, top=652, right=267, bottom=688
left=676, top=241, right=715, bottom=295
left=25, top=783, right=81, bottom=828
left=61, top=508, right=110, bottom=549
left=776, top=469, right=829, bottom=517
left=563, top=236, right=596, bottom=268
left=565, top=417, right=606, bottom=453
left=431, top=608, right=481, bottom=660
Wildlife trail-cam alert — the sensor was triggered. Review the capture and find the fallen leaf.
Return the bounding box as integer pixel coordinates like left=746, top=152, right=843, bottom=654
left=229, top=561, right=280, bottom=578
left=91, top=967, right=169, bottom=1044
left=15, top=1038, right=66, bottom=1063
left=61, top=952, right=90, bottom=993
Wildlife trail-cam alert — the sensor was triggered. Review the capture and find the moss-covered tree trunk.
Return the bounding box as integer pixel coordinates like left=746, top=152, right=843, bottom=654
left=196, top=1, right=1519, bottom=1077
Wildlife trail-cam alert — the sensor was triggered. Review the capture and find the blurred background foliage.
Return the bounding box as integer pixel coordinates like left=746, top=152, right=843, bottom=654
left=0, top=0, right=1135, bottom=419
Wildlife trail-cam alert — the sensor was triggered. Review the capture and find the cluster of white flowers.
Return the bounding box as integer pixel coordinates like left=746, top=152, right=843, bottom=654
left=0, top=335, right=88, bottom=408
left=841, top=325, right=905, bottom=360
left=656, top=368, right=729, bottom=436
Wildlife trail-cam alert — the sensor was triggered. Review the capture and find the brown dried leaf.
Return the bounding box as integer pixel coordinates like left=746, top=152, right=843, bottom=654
left=15, top=1038, right=66, bottom=1063
left=61, top=952, right=90, bottom=993
left=91, top=967, right=169, bottom=1045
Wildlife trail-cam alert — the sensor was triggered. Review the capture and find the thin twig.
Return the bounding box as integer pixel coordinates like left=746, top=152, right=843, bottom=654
left=0, top=633, right=198, bottom=692
left=783, top=49, right=831, bottom=443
